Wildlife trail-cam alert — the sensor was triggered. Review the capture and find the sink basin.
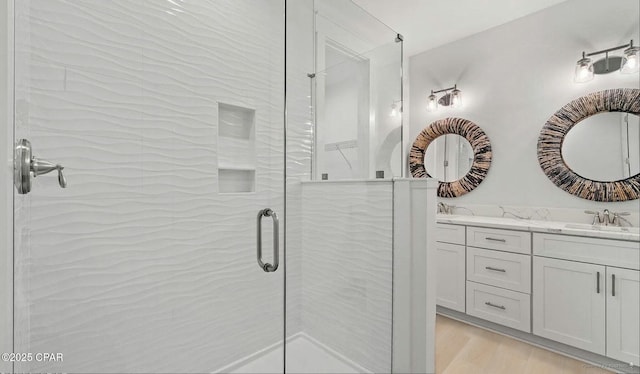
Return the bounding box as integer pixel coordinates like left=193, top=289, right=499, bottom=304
left=564, top=223, right=639, bottom=234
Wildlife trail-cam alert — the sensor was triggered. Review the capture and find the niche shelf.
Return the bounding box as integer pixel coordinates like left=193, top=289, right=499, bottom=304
left=218, top=169, right=255, bottom=193
left=218, top=102, right=256, bottom=193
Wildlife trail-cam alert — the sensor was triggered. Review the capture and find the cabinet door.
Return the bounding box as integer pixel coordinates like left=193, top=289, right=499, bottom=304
left=533, top=257, right=605, bottom=355
left=436, top=242, right=466, bottom=312
left=607, top=267, right=640, bottom=364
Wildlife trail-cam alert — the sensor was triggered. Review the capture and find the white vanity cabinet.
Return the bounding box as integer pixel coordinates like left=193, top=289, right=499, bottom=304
left=465, top=227, right=532, bottom=332
left=436, top=217, right=640, bottom=368
left=435, top=224, right=466, bottom=312
left=435, top=223, right=532, bottom=331
left=533, top=233, right=640, bottom=362
left=606, top=267, right=640, bottom=364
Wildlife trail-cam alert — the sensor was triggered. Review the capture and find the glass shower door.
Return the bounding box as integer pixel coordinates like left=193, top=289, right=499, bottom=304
left=284, top=1, right=402, bottom=372
left=12, top=1, right=285, bottom=373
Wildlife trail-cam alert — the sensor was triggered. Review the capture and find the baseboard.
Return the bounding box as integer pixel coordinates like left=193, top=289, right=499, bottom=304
left=437, top=306, right=639, bottom=374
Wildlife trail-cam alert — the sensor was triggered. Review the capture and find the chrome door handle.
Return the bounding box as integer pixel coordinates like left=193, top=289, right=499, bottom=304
left=485, top=266, right=506, bottom=272
left=14, top=139, right=67, bottom=194
left=257, top=208, right=279, bottom=272
left=485, top=302, right=506, bottom=310
left=485, top=237, right=506, bottom=243
left=612, top=274, right=616, bottom=297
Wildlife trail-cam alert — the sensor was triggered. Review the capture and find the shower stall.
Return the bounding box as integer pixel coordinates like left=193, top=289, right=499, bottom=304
left=0, top=1, right=436, bottom=373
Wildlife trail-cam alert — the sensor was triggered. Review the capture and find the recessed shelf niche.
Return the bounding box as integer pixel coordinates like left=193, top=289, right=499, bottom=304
left=218, top=102, right=256, bottom=193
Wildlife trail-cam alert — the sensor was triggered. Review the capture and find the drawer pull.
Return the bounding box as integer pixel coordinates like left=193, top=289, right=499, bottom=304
left=596, top=271, right=600, bottom=294
left=485, top=266, right=506, bottom=273
left=485, top=237, right=506, bottom=243
left=485, top=301, right=506, bottom=310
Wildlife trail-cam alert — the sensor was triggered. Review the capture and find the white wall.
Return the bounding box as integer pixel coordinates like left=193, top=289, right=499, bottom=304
left=318, top=44, right=403, bottom=180
left=562, top=113, right=637, bottom=181
left=409, top=0, right=640, bottom=213
left=321, top=51, right=362, bottom=179
left=392, top=178, right=438, bottom=374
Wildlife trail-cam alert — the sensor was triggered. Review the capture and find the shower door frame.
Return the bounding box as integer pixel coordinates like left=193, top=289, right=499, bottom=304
left=1, top=1, right=14, bottom=373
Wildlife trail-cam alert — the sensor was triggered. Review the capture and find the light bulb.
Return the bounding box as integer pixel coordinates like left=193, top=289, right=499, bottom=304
left=574, top=55, right=594, bottom=83
left=450, top=88, right=462, bottom=108
left=390, top=104, right=398, bottom=117
left=621, top=46, right=640, bottom=74
left=427, top=92, right=438, bottom=112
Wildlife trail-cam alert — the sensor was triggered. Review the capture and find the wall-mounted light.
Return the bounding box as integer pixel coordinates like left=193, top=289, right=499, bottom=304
left=621, top=41, right=640, bottom=74
left=574, top=39, right=639, bottom=82
left=426, top=85, right=462, bottom=112
left=390, top=100, right=402, bottom=117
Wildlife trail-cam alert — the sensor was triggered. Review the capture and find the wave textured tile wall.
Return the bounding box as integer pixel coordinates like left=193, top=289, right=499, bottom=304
left=13, top=1, right=287, bottom=372
left=300, top=181, right=393, bottom=373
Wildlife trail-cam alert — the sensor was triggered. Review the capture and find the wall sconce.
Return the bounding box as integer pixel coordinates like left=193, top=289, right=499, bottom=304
left=390, top=100, right=402, bottom=117
left=427, top=85, right=462, bottom=112
left=574, top=39, right=639, bottom=83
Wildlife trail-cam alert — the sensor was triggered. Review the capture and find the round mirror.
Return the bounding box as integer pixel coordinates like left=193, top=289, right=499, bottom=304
left=410, top=117, right=492, bottom=198
left=562, top=113, right=639, bottom=181
left=423, top=134, right=473, bottom=182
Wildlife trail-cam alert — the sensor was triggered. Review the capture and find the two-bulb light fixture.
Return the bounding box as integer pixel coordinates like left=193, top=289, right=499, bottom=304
left=574, top=39, right=639, bottom=83
left=427, top=85, right=462, bottom=112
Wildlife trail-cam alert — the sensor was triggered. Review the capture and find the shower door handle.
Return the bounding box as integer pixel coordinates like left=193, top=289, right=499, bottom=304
left=14, top=139, right=67, bottom=194
left=256, top=208, right=279, bottom=272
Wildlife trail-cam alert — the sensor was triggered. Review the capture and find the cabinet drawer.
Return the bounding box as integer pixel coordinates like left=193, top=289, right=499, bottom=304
left=467, top=247, right=531, bottom=293
left=436, top=223, right=465, bottom=245
left=466, top=281, right=531, bottom=332
left=467, top=226, right=531, bottom=254
left=533, top=233, right=639, bottom=270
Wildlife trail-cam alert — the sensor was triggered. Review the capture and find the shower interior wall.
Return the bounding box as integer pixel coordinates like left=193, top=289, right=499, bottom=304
left=13, top=1, right=286, bottom=372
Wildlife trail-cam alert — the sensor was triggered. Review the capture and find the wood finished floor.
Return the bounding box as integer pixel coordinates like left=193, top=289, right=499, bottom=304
left=435, top=315, right=615, bottom=374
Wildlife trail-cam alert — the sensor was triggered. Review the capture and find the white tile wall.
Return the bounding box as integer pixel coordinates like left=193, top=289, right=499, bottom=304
left=300, top=181, right=393, bottom=373
left=11, top=1, right=395, bottom=373
left=13, top=1, right=286, bottom=372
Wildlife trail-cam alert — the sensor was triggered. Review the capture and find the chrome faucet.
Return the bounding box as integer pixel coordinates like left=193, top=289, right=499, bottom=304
left=612, top=212, right=631, bottom=227
left=584, top=209, right=631, bottom=227
left=438, top=202, right=452, bottom=214
left=584, top=210, right=602, bottom=225
left=602, top=209, right=611, bottom=226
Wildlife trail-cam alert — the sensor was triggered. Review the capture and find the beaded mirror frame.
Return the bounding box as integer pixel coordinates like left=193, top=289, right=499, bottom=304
left=410, top=117, right=492, bottom=197
left=537, top=88, right=640, bottom=201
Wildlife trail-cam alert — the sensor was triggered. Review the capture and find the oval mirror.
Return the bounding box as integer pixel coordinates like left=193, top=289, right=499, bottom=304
left=537, top=88, right=640, bottom=201
left=562, top=113, right=640, bottom=181
left=423, top=134, right=473, bottom=182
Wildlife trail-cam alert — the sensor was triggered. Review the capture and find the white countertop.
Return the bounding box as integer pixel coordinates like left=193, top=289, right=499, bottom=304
left=437, top=214, right=640, bottom=242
